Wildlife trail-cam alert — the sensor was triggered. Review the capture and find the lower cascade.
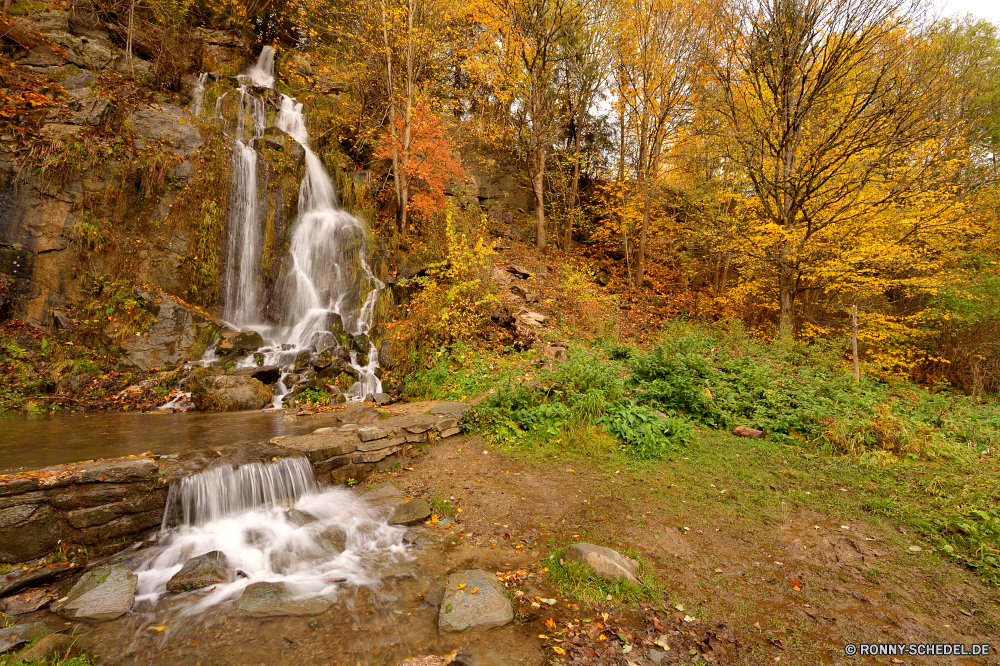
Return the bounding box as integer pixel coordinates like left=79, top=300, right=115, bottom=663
left=136, top=457, right=409, bottom=614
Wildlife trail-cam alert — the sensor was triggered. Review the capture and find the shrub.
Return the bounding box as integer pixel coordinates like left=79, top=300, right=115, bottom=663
left=599, top=401, right=694, bottom=460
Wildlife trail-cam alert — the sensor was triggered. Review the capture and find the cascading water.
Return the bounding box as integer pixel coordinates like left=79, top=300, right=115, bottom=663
left=135, top=457, right=408, bottom=613
left=189, top=72, right=208, bottom=117
left=203, top=47, right=384, bottom=405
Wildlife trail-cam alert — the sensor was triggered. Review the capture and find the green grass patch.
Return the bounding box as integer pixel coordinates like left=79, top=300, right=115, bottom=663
left=545, top=547, right=662, bottom=605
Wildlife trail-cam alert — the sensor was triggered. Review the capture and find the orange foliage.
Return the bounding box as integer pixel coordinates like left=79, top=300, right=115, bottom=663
left=377, top=103, right=462, bottom=221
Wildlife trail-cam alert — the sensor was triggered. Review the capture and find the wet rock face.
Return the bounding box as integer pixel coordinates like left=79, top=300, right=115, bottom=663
left=52, top=564, right=137, bottom=621
left=0, top=458, right=166, bottom=564
left=115, top=289, right=223, bottom=371
left=190, top=372, right=272, bottom=412
left=438, top=569, right=513, bottom=633
left=166, top=551, right=235, bottom=592
left=560, top=543, right=641, bottom=585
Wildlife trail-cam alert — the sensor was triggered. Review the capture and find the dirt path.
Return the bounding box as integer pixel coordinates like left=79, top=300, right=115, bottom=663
left=373, top=432, right=998, bottom=665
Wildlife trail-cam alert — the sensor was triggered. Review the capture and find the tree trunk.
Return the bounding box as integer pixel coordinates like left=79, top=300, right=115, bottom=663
left=532, top=86, right=546, bottom=251
left=533, top=154, right=545, bottom=251
left=637, top=183, right=652, bottom=288
left=565, top=118, right=582, bottom=250
left=852, top=305, right=860, bottom=382
left=778, top=265, right=794, bottom=341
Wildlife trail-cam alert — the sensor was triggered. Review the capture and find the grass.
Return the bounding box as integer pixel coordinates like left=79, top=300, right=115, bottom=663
left=545, top=546, right=662, bottom=605
left=405, top=321, right=1000, bottom=585
left=0, top=655, right=94, bottom=666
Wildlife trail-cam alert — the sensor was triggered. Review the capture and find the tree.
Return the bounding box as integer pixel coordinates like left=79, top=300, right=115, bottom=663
left=711, top=0, right=962, bottom=340
left=492, top=0, right=573, bottom=250
left=557, top=0, right=611, bottom=248
left=611, top=0, right=709, bottom=287
left=342, top=0, right=454, bottom=234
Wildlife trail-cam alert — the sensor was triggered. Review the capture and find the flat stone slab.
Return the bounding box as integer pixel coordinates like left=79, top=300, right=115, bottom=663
left=0, top=622, right=51, bottom=654
left=429, top=402, right=471, bottom=417
left=439, top=570, right=513, bottom=632
left=0, top=563, right=76, bottom=597
left=52, top=564, right=137, bottom=621
left=228, top=582, right=333, bottom=618
left=561, top=543, right=640, bottom=585
left=271, top=431, right=359, bottom=462
left=389, top=498, right=432, bottom=526
left=0, top=588, right=55, bottom=614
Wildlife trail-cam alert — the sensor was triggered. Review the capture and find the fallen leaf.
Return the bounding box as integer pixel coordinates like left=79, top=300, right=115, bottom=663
left=545, top=618, right=557, bottom=630
left=470, top=587, right=479, bottom=594
left=552, top=647, right=566, bottom=655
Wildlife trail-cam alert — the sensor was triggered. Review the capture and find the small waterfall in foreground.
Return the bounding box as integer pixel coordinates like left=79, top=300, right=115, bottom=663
left=189, top=72, right=208, bottom=117
left=137, top=458, right=409, bottom=613
left=201, top=47, right=384, bottom=405
left=162, top=456, right=316, bottom=529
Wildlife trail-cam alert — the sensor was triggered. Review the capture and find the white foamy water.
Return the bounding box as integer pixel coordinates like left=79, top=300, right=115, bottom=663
left=135, top=457, right=408, bottom=613
left=189, top=72, right=208, bottom=117
left=172, top=48, right=385, bottom=411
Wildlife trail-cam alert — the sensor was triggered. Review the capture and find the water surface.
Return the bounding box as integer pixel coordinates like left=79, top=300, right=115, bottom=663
left=0, top=410, right=342, bottom=472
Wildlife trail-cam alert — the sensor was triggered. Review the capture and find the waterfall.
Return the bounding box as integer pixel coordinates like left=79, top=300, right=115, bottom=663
left=189, top=72, right=208, bottom=117
left=162, top=456, right=316, bottom=529
left=222, top=62, right=267, bottom=329
left=211, top=48, right=384, bottom=404
left=136, top=457, right=409, bottom=613
left=214, top=91, right=227, bottom=119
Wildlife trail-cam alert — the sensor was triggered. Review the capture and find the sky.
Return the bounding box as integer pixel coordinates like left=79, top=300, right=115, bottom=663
left=940, top=0, right=1000, bottom=23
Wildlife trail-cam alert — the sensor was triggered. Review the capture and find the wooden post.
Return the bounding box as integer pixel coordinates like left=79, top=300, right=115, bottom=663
left=851, top=305, right=860, bottom=382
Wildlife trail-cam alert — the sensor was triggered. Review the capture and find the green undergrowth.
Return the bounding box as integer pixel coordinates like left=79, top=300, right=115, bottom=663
left=404, top=321, right=1000, bottom=583
left=459, top=322, right=999, bottom=464
left=545, top=547, right=661, bottom=605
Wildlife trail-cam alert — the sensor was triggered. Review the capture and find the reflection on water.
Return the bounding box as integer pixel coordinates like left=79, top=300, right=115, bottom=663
left=0, top=411, right=342, bottom=472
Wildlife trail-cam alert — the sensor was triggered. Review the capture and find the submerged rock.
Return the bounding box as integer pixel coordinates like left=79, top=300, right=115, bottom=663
left=438, top=570, right=513, bottom=632
left=389, top=499, right=432, bottom=526
left=166, top=551, right=234, bottom=592
left=0, top=623, right=50, bottom=654
left=561, top=543, right=641, bottom=585
left=52, top=565, right=137, bottom=621
left=228, top=582, right=332, bottom=618
left=13, top=633, right=74, bottom=662
left=454, top=648, right=511, bottom=666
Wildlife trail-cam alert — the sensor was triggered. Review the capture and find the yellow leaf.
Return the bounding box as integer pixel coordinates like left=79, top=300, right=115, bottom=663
left=552, top=647, right=566, bottom=655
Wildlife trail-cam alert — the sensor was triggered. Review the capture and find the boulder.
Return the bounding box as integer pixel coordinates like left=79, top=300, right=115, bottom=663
left=378, top=339, right=394, bottom=370
left=115, top=290, right=223, bottom=371
left=12, top=633, right=74, bottom=662
left=540, top=346, right=568, bottom=362
left=52, top=565, right=137, bottom=621
left=438, top=570, right=513, bottom=633
left=372, top=392, right=391, bottom=405
left=733, top=426, right=764, bottom=438
left=228, top=582, right=332, bottom=618
left=561, top=543, right=640, bottom=585
left=510, top=284, right=538, bottom=303
left=190, top=373, right=271, bottom=412
left=389, top=499, right=432, bottom=526
left=336, top=402, right=379, bottom=425
left=251, top=365, right=281, bottom=384
left=507, top=265, right=531, bottom=279
left=166, top=551, right=235, bottom=592
left=216, top=330, right=266, bottom=355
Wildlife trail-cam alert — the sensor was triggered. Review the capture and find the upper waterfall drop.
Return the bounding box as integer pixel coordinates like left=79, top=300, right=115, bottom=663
left=210, top=48, right=384, bottom=403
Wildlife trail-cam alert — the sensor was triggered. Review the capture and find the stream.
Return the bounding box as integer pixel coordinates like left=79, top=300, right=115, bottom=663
left=0, top=411, right=344, bottom=472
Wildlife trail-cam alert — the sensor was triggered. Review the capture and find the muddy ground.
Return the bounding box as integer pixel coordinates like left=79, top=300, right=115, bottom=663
left=5, top=424, right=997, bottom=666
